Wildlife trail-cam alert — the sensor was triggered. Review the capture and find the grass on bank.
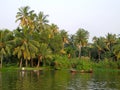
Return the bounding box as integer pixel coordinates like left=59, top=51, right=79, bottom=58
left=1, top=56, right=120, bottom=72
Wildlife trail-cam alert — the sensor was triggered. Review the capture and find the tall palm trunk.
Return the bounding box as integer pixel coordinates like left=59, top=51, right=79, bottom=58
left=37, top=55, right=42, bottom=67
left=26, top=59, right=28, bottom=67
left=37, top=59, right=40, bottom=67
left=98, top=50, right=101, bottom=61
left=31, top=58, right=33, bottom=67
left=19, top=58, right=22, bottom=68
left=78, top=44, right=82, bottom=58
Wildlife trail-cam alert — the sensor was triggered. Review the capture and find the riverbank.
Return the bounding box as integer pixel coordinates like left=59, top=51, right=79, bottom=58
left=1, top=66, right=120, bottom=73
left=1, top=58, right=120, bottom=72
left=0, top=66, right=44, bottom=72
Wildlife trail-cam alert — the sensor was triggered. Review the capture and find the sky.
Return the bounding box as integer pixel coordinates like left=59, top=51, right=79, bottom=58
left=0, top=0, right=120, bottom=42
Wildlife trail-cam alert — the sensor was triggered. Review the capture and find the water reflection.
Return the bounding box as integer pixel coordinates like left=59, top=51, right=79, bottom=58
left=67, top=73, right=93, bottom=90
left=67, top=71, right=120, bottom=90
left=0, top=70, right=120, bottom=90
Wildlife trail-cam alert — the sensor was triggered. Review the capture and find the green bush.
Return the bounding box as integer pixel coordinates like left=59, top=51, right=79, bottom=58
left=117, top=60, right=120, bottom=69
left=52, top=55, right=71, bottom=69
left=76, top=59, right=93, bottom=70
left=44, top=55, right=119, bottom=70
left=93, top=59, right=118, bottom=69
left=108, top=61, right=118, bottom=69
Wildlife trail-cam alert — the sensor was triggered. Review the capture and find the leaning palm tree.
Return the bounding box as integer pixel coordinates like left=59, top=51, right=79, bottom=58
left=0, top=30, right=13, bottom=68
left=75, top=28, right=89, bottom=58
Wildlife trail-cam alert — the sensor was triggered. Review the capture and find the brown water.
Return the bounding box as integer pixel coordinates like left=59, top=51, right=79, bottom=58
left=0, top=70, right=120, bottom=90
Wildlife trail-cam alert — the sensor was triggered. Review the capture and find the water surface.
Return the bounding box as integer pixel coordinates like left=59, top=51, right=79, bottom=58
left=0, top=70, right=120, bottom=90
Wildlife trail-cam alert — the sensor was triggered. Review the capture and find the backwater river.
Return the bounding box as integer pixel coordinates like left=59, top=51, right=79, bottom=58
left=0, top=69, right=120, bottom=90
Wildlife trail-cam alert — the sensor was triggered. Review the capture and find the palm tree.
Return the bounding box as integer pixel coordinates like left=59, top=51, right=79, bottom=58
left=39, top=29, right=51, bottom=45
left=0, top=30, right=13, bottom=68
left=92, top=36, right=106, bottom=60
left=28, top=10, right=36, bottom=32
left=49, top=33, right=63, bottom=54
left=36, top=12, right=49, bottom=32
left=105, top=33, right=117, bottom=51
left=75, top=28, right=89, bottom=58
left=113, top=38, right=120, bottom=60
left=37, top=43, right=51, bottom=67
left=59, top=30, right=69, bottom=55
left=60, top=29, right=69, bottom=44
left=50, top=23, right=59, bottom=37
left=13, top=29, right=39, bottom=67
left=16, top=6, right=35, bottom=29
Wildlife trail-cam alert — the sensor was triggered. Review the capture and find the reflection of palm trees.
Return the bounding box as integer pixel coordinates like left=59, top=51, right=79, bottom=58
left=21, top=71, right=25, bottom=77
left=33, top=70, right=41, bottom=79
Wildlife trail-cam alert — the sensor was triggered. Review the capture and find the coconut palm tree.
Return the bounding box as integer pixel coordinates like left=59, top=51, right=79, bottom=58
left=49, top=33, right=63, bottom=54
left=13, top=28, right=39, bottom=67
left=16, top=6, right=35, bottom=29
left=60, top=29, right=69, bottom=44
left=28, top=10, right=36, bottom=33
left=75, top=28, right=89, bottom=58
left=36, top=12, right=49, bottom=32
left=59, top=30, right=69, bottom=55
left=113, top=38, right=120, bottom=60
left=37, top=43, right=51, bottom=67
left=92, top=36, right=106, bottom=60
left=105, top=33, right=117, bottom=51
left=49, top=23, right=59, bottom=37
left=0, top=30, right=13, bottom=68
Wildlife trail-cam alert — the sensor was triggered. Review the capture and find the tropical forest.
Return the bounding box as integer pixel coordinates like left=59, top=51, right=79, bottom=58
left=0, top=6, right=120, bottom=72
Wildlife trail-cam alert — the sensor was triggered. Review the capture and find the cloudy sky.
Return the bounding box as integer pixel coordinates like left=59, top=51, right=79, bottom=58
left=0, top=0, right=120, bottom=42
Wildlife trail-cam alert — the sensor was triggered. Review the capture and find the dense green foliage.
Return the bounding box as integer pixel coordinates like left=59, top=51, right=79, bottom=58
left=0, top=6, right=120, bottom=70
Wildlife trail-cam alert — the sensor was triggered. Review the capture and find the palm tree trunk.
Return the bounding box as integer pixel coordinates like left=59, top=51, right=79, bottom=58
left=20, top=58, right=22, bottom=68
left=79, top=48, right=81, bottom=58
left=98, top=51, right=101, bottom=61
left=0, top=55, right=3, bottom=68
left=26, top=59, right=28, bottom=67
left=78, top=45, right=81, bottom=58
left=37, top=55, right=42, bottom=67
left=37, top=59, right=40, bottom=67
left=31, top=58, right=33, bottom=67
